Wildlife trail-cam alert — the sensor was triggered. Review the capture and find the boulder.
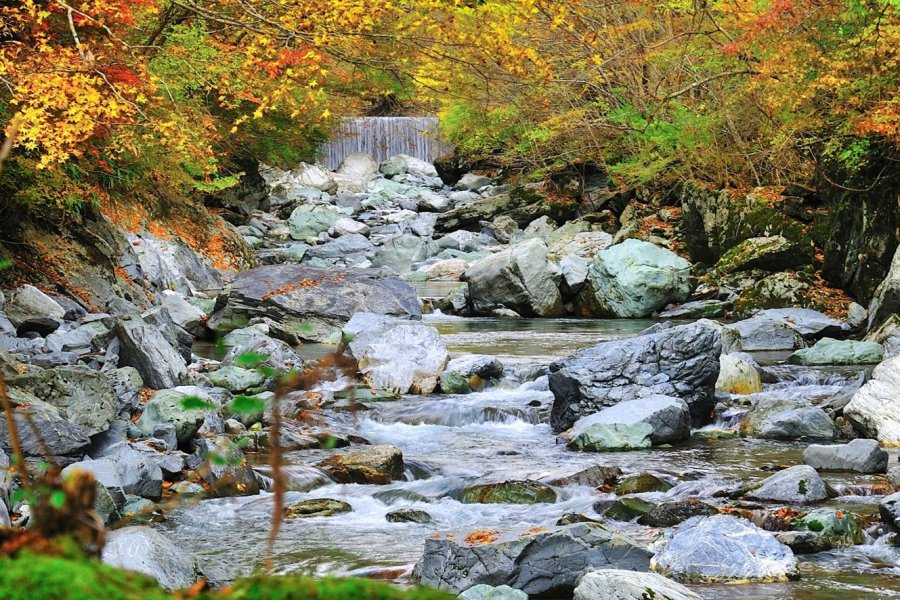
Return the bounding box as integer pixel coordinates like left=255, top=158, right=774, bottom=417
left=568, top=422, right=652, bottom=452
left=716, top=353, right=762, bottom=395
left=578, top=239, right=693, bottom=318
left=221, top=333, right=303, bottom=371
left=804, top=439, right=888, bottom=473
left=62, top=452, right=163, bottom=502
left=284, top=498, right=352, bottom=519
left=603, top=498, right=655, bottom=522
left=386, top=508, right=433, bottom=524
left=317, top=444, right=404, bottom=484
left=102, top=526, right=201, bottom=590
left=869, top=244, right=900, bottom=330
left=571, top=395, right=690, bottom=447
left=549, top=322, right=721, bottom=431
left=649, top=515, right=798, bottom=582
left=114, top=316, right=187, bottom=389
left=574, top=569, right=700, bottom=600
left=713, top=235, right=808, bottom=274
left=439, top=355, right=504, bottom=394
left=343, top=313, right=448, bottom=394
left=207, top=366, right=266, bottom=392
left=159, top=291, right=207, bottom=336
left=135, top=387, right=213, bottom=444
left=754, top=308, right=849, bottom=340
left=745, top=465, right=829, bottom=504
left=753, top=407, right=839, bottom=441
left=722, top=316, right=806, bottom=352
left=305, top=234, right=375, bottom=263
left=559, top=254, right=590, bottom=294
left=550, top=466, right=622, bottom=489
left=414, top=522, right=651, bottom=595
left=463, top=239, right=563, bottom=317
left=329, top=217, right=370, bottom=237
left=547, top=231, right=614, bottom=261
left=788, top=338, right=883, bottom=365
left=460, top=480, right=557, bottom=504
left=336, top=152, right=379, bottom=180
left=288, top=204, right=345, bottom=241
left=437, top=185, right=573, bottom=233
left=45, top=320, right=112, bottom=353
left=613, top=472, right=672, bottom=495
left=4, top=285, right=65, bottom=327
left=283, top=162, right=337, bottom=193
left=455, top=173, right=492, bottom=191
left=372, top=234, right=430, bottom=275
left=657, top=299, right=727, bottom=319
left=8, top=367, right=118, bottom=436
left=793, top=508, right=864, bottom=548
left=0, top=389, right=90, bottom=456
left=879, top=491, right=900, bottom=529
left=844, top=356, right=900, bottom=443
left=637, top=499, right=719, bottom=528
left=217, top=264, right=420, bottom=343
left=194, top=435, right=260, bottom=497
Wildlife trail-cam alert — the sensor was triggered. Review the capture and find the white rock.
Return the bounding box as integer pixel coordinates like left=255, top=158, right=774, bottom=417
left=844, top=356, right=900, bottom=444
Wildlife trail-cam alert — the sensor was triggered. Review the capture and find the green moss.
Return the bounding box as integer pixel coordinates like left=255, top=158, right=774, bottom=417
left=0, top=553, right=170, bottom=600
left=221, top=577, right=453, bottom=600
left=0, top=553, right=455, bottom=600
left=798, top=479, right=808, bottom=495
left=806, top=519, right=824, bottom=532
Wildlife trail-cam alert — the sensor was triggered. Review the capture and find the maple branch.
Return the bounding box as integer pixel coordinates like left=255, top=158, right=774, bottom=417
left=663, top=69, right=757, bottom=100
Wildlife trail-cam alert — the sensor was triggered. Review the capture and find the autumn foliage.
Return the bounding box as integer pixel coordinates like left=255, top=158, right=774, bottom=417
left=0, top=0, right=896, bottom=206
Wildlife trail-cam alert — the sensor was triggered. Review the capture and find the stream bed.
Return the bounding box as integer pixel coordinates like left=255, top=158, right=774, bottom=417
left=178, top=316, right=900, bottom=599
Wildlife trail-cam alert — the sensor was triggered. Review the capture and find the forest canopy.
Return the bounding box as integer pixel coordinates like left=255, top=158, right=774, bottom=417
left=0, top=0, right=897, bottom=210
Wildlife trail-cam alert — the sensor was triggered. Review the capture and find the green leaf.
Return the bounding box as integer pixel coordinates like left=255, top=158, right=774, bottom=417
left=0, top=259, right=12, bottom=271
left=235, top=352, right=267, bottom=368
left=228, top=395, right=266, bottom=415
left=180, top=396, right=216, bottom=411
left=49, top=490, right=66, bottom=509
left=208, top=453, right=242, bottom=467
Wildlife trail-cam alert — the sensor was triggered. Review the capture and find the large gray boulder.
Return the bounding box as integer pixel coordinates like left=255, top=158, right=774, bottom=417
left=745, top=465, right=829, bottom=504
left=102, top=526, right=201, bottom=590
left=844, top=356, right=900, bottom=444
left=569, top=395, right=690, bottom=446
left=713, top=235, right=808, bottom=274
left=753, top=406, right=839, bottom=441
left=463, top=238, right=563, bottom=317
left=716, top=352, right=762, bottom=395
left=574, top=570, right=700, bottom=600
left=414, top=522, right=651, bottom=595
left=216, top=264, right=420, bottom=343
left=722, top=315, right=805, bottom=352
left=0, top=388, right=90, bottom=456
left=372, top=234, right=430, bottom=274
left=754, top=308, right=849, bottom=340
left=343, top=313, right=448, bottom=394
left=869, top=245, right=900, bottom=330
left=650, top=515, right=798, bottom=582
left=8, top=367, right=118, bottom=436
left=114, top=316, right=187, bottom=389
left=135, top=387, right=214, bottom=444
left=788, top=338, right=883, bottom=365
left=45, top=320, right=112, bottom=354
left=579, top=239, right=693, bottom=318
left=804, top=439, right=888, bottom=474
left=4, top=285, right=65, bottom=327
left=549, top=322, right=721, bottom=431
left=288, top=204, right=345, bottom=242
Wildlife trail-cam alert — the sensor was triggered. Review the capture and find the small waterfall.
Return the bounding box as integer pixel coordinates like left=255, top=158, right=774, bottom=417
left=319, top=116, right=452, bottom=170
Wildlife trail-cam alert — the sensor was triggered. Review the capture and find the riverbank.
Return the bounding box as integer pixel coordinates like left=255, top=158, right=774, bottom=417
left=1, top=153, right=900, bottom=599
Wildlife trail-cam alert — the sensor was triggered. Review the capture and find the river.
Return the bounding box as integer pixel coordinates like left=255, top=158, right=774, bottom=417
left=177, top=315, right=900, bottom=599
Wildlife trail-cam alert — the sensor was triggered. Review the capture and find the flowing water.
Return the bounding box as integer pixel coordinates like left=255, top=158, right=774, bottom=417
left=176, top=316, right=900, bottom=598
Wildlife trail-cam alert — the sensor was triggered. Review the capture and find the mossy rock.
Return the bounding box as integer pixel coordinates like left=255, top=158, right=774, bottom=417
left=603, top=497, right=655, bottom=521
left=385, top=508, right=433, bottom=524
left=460, top=480, right=558, bottom=504
left=0, top=552, right=170, bottom=600
left=714, top=236, right=810, bottom=275
left=793, top=508, right=864, bottom=547
left=613, top=472, right=672, bottom=495
left=284, top=498, right=352, bottom=519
